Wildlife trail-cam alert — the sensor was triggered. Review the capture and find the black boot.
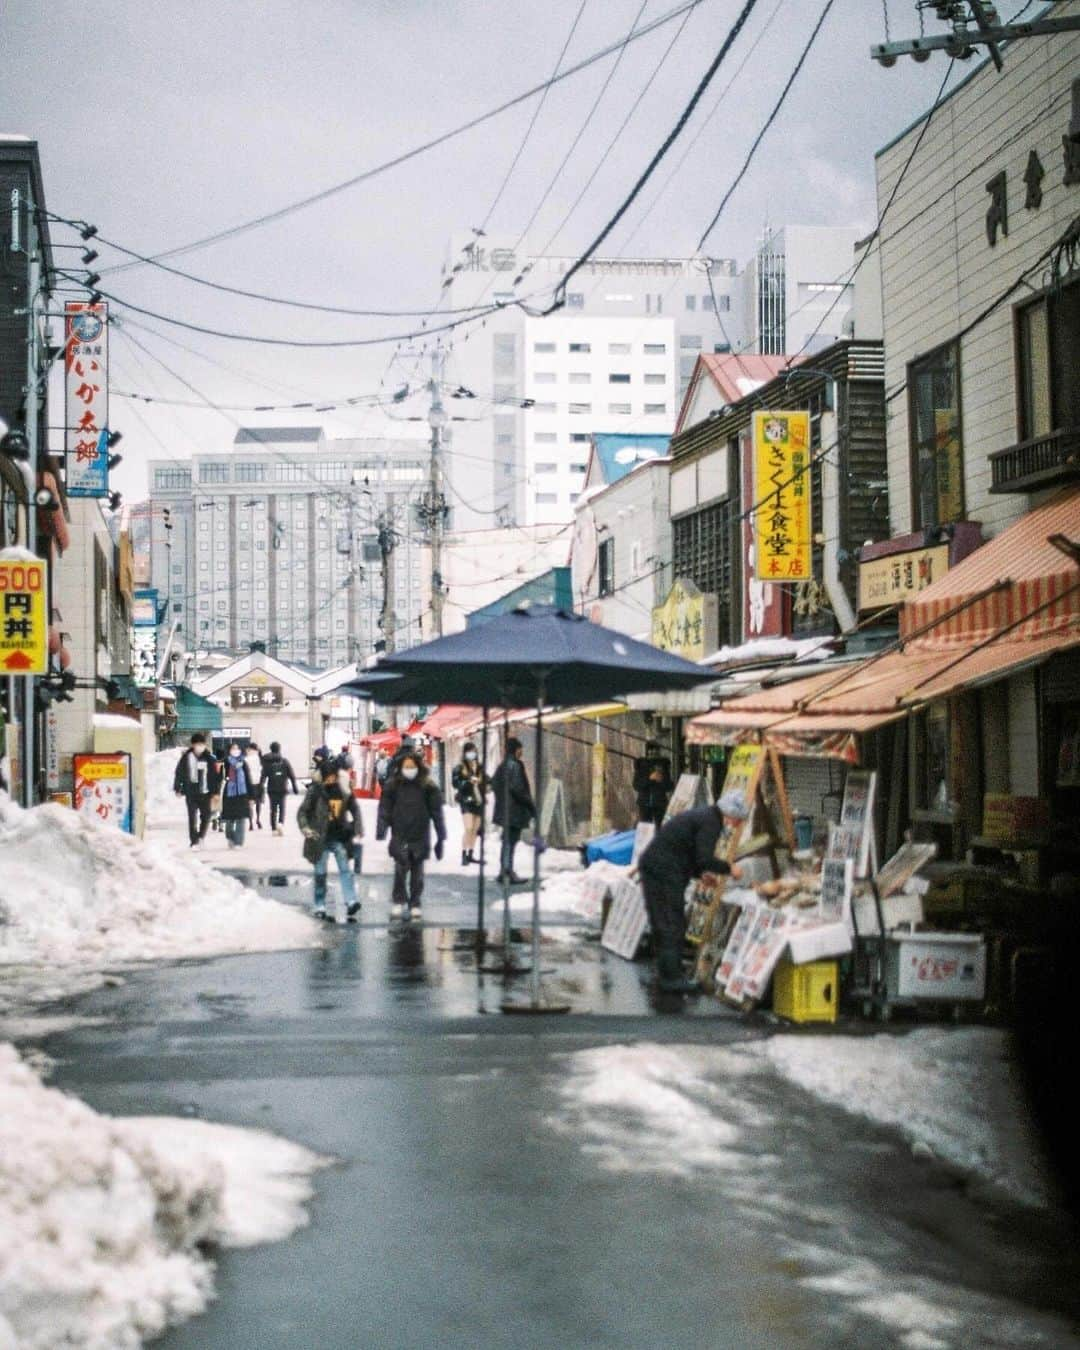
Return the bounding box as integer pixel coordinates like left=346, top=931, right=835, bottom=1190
left=462, top=850, right=470, bottom=866
left=656, top=946, right=699, bottom=996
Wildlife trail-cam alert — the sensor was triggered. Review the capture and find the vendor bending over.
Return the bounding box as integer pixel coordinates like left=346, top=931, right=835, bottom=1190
left=637, top=790, right=749, bottom=995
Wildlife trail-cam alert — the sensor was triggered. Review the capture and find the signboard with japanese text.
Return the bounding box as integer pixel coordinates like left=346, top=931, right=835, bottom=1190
left=650, top=577, right=718, bottom=660
left=827, top=769, right=877, bottom=878
left=64, top=302, right=110, bottom=498
left=131, top=588, right=158, bottom=627
left=73, top=752, right=133, bottom=833
left=131, top=628, right=158, bottom=687
left=231, top=684, right=284, bottom=709
left=45, top=706, right=60, bottom=791
left=858, top=544, right=949, bottom=613
left=752, top=411, right=812, bottom=582
left=0, top=555, right=47, bottom=675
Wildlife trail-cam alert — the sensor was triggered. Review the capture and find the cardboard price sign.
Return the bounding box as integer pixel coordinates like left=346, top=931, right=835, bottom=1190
left=0, top=557, right=48, bottom=675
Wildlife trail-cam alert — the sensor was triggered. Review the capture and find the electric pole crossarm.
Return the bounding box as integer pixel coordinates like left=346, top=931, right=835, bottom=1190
left=872, top=13, right=1080, bottom=64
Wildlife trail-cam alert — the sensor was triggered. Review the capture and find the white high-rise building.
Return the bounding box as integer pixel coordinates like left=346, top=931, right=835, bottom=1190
left=438, top=236, right=737, bottom=527
left=147, top=428, right=430, bottom=668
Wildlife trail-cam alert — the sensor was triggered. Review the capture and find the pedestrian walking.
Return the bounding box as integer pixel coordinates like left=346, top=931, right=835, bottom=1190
left=374, top=749, right=390, bottom=791
left=245, top=741, right=266, bottom=830
left=376, top=751, right=446, bottom=919
left=172, top=732, right=220, bottom=850
left=262, top=741, right=299, bottom=835
left=633, top=739, right=674, bottom=824
left=451, top=741, right=487, bottom=866
left=221, top=742, right=251, bottom=849
left=311, top=744, right=332, bottom=782
left=637, top=790, right=747, bottom=995
left=297, top=757, right=363, bottom=922
left=491, top=737, right=534, bottom=885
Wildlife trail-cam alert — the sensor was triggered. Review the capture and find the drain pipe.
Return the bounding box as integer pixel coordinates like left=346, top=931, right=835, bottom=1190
left=820, top=408, right=856, bottom=633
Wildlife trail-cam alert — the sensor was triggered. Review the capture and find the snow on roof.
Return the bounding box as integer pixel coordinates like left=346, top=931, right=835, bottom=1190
left=700, top=637, right=836, bottom=668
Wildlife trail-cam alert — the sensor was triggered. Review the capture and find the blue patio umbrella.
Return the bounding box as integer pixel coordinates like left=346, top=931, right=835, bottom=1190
left=376, top=608, right=713, bottom=1012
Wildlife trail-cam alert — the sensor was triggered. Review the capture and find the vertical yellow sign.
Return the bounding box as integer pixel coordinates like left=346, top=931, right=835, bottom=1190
left=0, top=557, right=48, bottom=675
left=752, top=411, right=812, bottom=581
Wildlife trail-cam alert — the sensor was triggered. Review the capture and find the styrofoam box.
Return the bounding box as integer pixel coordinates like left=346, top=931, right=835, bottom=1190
left=785, top=921, right=852, bottom=965
left=884, top=932, right=987, bottom=1002
left=852, top=889, right=924, bottom=936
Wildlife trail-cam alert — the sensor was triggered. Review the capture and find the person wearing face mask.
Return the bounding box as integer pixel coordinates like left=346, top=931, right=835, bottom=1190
left=220, top=742, right=251, bottom=849
left=173, top=732, right=221, bottom=850
left=451, top=741, right=488, bottom=866
left=375, top=752, right=447, bottom=919
left=491, top=737, right=535, bottom=886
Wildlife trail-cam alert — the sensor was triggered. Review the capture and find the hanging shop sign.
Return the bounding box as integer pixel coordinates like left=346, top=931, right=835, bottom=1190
left=651, top=577, right=718, bottom=660
left=0, top=555, right=47, bottom=675
left=64, top=302, right=110, bottom=499
left=73, top=752, right=133, bottom=833
left=858, top=543, right=950, bottom=612
left=130, top=588, right=159, bottom=688
left=231, top=684, right=284, bottom=709
left=752, top=411, right=812, bottom=582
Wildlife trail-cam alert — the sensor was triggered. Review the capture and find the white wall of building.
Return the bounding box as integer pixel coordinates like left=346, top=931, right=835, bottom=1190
left=440, top=524, right=572, bottom=634
left=875, top=14, right=1080, bottom=539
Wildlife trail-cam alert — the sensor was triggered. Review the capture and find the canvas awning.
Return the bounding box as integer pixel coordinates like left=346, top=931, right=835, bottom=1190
left=417, top=704, right=488, bottom=740
left=175, top=687, right=223, bottom=734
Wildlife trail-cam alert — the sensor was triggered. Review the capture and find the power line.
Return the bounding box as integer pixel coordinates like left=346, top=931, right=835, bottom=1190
left=542, top=0, right=761, bottom=312
left=97, top=0, right=709, bottom=275
left=695, top=0, right=837, bottom=249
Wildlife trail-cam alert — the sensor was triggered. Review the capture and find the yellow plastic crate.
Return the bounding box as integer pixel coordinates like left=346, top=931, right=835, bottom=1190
left=772, top=959, right=838, bottom=1024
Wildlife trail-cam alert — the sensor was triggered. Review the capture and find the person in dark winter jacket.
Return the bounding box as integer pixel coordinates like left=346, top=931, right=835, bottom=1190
left=491, top=737, right=534, bottom=885
left=637, top=790, right=747, bottom=994
left=261, top=741, right=299, bottom=835
left=633, top=740, right=674, bottom=824
left=451, top=741, right=488, bottom=866
left=297, top=758, right=363, bottom=921
left=173, top=732, right=221, bottom=849
left=376, top=752, right=446, bottom=918
left=221, top=742, right=250, bottom=849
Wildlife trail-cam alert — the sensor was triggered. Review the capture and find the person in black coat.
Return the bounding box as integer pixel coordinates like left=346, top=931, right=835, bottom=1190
left=633, top=740, right=674, bottom=824
left=637, top=791, right=748, bottom=994
left=173, top=732, right=222, bottom=849
left=451, top=741, right=488, bottom=866
left=491, top=737, right=535, bottom=885
left=376, top=752, right=446, bottom=917
left=261, top=741, right=299, bottom=835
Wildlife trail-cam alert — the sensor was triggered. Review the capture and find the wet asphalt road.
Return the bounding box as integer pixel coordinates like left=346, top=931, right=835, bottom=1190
left=39, top=870, right=1080, bottom=1350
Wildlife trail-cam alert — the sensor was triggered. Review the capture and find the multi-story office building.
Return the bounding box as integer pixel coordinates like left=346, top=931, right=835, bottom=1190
left=439, top=236, right=737, bottom=526
left=147, top=428, right=430, bottom=668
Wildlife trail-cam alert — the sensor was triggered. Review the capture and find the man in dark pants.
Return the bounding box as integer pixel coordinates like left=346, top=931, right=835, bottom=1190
left=173, top=732, right=220, bottom=850
left=637, top=790, right=748, bottom=994
left=491, top=737, right=535, bottom=885
left=262, top=741, right=299, bottom=835
left=633, top=739, right=674, bottom=824
left=376, top=751, right=446, bottom=919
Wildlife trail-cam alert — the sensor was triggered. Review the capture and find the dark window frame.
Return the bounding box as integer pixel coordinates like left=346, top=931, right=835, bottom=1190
left=598, top=536, right=615, bottom=597
left=1014, top=274, right=1080, bottom=441
left=907, top=337, right=965, bottom=530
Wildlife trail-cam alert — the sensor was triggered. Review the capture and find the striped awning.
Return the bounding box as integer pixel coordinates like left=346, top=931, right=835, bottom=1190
left=901, top=487, right=1080, bottom=646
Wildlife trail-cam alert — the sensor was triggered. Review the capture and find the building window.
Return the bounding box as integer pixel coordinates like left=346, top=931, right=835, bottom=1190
left=702, top=293, right=715, bottom=312
left=1016, top=280, right=1080, bottom=440
left=672, top=499, right=733, bottom=622
left=685, top=295, right=697, bottom=312
left=680, top=335, right=702, bottom=350
left=313, top=462, right=349, bottom=482
left=534, top=371, right=557, bottom=384
left=644, top=403, right=666, bottom=415
left=909, top=340, right=964, bottom=528
left=534, top=431, right=557, bottom=443
left=171, top=563, right=183, bottom=575
left=535, top=492, right=558, bottom=505
left=173, top=602, right=183, bottom=613
left=569, top=342, right=591, bottom=353
left=273, top=463, right=305, bottom=483
left=644, top=372, right=666, bottom=385
left=570, top=463, right=588, bottom=474
left=154, top=468, right=191, bottom=490
left=569, top=402, right=592, bottom=415
left=644, top=343, right=666, bottom=355
left=532, top=401, right=556, bottom=414
left=198, top=462, right=229, bottom=483
left=569, top=372, right=591, bottom=385
left=534, top=341, right=556, bottom=353
left=566, top=293, right=585, bottom=308
left=598, top=537, right=615, bottom=596
left=535, top=462, right=558, bottom=473
left=608, top=373, right=631, bottom=384
left=608, top=403, right=631, bottom=415
left=608, top=342, right=631, bottom=355
left=235, top=463, right=266, bottom=483
left=716, top=293, right=731, bottom=312
left=570, top=432, right=590, bottom=443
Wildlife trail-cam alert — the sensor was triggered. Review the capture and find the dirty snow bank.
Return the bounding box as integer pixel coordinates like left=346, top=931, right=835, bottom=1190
left=0, top=1043, right=328, bottom=1349
left=759, top=1027, right=1051, bottom=1209
left=144, top=747, right=182, bottom=827
left=0, top=797, right=321, bottom=1012
left=509, top=860, right=625, bottom=918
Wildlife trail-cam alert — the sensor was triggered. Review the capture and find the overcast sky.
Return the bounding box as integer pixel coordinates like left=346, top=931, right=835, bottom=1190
left=1, top=0, right=951, bottom=501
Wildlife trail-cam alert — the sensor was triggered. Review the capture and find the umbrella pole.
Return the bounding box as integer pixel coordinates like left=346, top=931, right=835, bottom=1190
left=501, top=708, right=512, bottom=954
left=476, top=706, right=489, bottom=952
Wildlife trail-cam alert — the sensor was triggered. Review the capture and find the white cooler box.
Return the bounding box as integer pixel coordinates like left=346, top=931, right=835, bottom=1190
left=884, top=932, right=986, bottom=1003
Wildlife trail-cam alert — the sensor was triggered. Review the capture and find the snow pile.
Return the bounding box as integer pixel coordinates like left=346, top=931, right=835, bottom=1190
left=144, top=748, right=182, bottom=828
left=520, top=859, right=626, bottom=919
left=0, top=797, right=322, bottom=1006
left=760, top=1028, right=1052, bottom=1209
left=0, top=1043, right=328, bottom=1349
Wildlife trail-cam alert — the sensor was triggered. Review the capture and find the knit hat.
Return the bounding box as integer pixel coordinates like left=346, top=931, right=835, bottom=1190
left=717, top=790, right=750, bottom=821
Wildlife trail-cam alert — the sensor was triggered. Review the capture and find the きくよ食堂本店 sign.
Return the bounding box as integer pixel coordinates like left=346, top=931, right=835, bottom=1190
left=752, top=411, right=812, bottom=582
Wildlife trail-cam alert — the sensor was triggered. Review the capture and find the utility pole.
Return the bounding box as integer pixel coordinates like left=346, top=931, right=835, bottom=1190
left=378, top=510, right=396, bottom=656
left=425, top=346, right=448, bottom=638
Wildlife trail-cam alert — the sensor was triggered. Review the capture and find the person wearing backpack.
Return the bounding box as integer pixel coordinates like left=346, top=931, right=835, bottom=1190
left=262, top=741, right=299, bottom=835
left=375, top=751, right=446, bottom=919
left=298, top=757, right=363, bottom=922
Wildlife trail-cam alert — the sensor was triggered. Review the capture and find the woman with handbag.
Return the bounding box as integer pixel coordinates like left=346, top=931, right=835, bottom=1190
left=298, top=757, right=362, bottom=922
left=221, top=742, right=250, bottom=850
left=451, top=741, right=488, bottom=866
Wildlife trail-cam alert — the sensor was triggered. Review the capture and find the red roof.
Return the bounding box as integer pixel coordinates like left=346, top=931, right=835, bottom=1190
left=675, top=354, right=792, bottom=434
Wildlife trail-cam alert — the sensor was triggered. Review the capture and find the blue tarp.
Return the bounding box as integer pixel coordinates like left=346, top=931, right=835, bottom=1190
left=584, top=829, right=636, bottom=866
